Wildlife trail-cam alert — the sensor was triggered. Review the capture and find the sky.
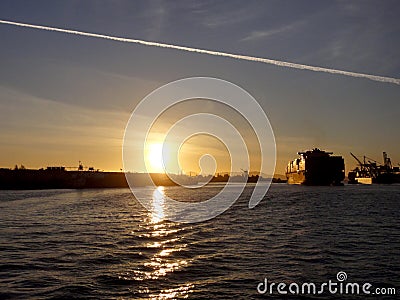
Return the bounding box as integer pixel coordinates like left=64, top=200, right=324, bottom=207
left=0, top=0, right=399, bottom=174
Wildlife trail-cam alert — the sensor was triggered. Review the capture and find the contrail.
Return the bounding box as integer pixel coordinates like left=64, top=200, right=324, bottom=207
left=1, top=19, right=399, bottom=85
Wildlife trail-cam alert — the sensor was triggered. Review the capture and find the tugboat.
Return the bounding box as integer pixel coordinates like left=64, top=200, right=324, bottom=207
left=286, top=148, right=345, bottom=185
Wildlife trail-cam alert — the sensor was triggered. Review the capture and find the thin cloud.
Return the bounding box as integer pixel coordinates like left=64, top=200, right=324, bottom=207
left=241, top=21, right=304, bottom=42
left=145, top=0, right=168, bottom=40
left=0, top=19, right=399, bottom=85
left=201, top=5, right=262, bottom=28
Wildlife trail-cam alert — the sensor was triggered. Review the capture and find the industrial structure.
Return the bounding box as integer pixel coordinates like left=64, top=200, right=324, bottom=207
left=348, top=152, right=400, bottom=184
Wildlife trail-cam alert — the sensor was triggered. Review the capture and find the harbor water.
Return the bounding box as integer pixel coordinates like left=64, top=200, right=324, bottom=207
left=0, top=184, right=399, bottom=299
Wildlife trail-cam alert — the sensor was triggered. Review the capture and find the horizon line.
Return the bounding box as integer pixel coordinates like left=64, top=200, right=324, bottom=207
left=1, top=165, right=278, bottom=176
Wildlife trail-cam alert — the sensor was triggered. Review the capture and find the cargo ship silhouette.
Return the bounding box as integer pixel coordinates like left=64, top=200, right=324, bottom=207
left=286, top=148, right=345, bottom=185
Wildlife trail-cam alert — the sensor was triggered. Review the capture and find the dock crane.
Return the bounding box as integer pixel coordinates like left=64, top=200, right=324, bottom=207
left=350, top=152, right=377, bottom=178
left=350, top=152, right=363, bottom=167
left=383, top=152, right=392, bottom=169
left=350, top=151, right=397, bottom=182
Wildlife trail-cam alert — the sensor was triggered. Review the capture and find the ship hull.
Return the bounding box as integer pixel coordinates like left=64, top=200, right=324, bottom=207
left=286, top=171, right=306, bottom=185
left=286, top=171, right=343, bottom=185
left=349, top=173, right=400, bottom=184
left=355, top=177, right=373, bottom=184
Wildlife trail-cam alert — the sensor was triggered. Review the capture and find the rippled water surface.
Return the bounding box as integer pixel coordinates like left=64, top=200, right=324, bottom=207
left=0, top=184, right=399, bottom=299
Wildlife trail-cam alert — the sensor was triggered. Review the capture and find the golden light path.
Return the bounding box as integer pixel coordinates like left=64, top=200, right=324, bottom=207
left=126, top=186, right=192, bottom=299
left=151, top=186, right=165, bottom=223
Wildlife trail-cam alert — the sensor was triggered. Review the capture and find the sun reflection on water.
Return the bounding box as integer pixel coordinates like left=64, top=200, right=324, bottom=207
left=125, top=186, right=194, bottom=298
left=148, top=283, right=194, bottom=299
left=151, top=186, right=165, bottom=223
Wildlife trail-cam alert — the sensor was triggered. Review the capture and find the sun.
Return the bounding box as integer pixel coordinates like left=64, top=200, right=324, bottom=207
left=146, top=143, right=166, bottom=173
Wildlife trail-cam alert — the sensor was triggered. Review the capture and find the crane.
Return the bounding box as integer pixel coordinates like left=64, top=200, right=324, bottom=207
left=383, top=152, right=392, bottom=169
left=350, top=152, right=375, bottom=178
left=350, top=152, right=363, bottom=167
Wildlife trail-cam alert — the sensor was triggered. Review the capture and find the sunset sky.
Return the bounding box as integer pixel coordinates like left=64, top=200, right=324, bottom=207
left=0, top=1, right=399, bottom=174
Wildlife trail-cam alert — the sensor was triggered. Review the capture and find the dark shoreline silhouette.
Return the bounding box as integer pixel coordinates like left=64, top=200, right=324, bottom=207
left=0, top=169, right=177, bottom=190
left=0, top=168, right=283, bottom=190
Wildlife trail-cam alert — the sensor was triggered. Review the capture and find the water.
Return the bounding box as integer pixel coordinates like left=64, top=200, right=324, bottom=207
left=0, top=184, right=399, bottom=299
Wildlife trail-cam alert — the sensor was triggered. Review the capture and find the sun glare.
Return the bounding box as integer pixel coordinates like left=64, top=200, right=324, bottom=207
left=146, top=143, right=166, bottom=173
